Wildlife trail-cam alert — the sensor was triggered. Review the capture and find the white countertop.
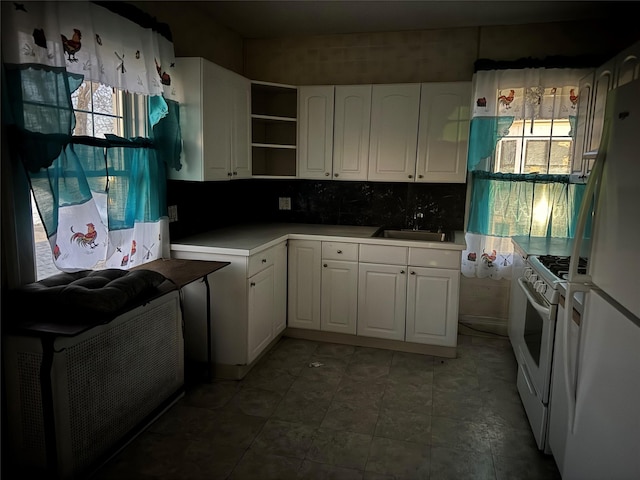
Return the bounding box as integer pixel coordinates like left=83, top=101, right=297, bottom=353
left=511, top=236, right=575, bottom=258
left=171, top=223, right=467, bottom=256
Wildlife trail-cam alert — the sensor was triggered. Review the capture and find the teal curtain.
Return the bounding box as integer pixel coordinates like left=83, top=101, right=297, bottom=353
left=467, top=116, right=515, bottom=171
left=467, top=171, right=586, bottom=238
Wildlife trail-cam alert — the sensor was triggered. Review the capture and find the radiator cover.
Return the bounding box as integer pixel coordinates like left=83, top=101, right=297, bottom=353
left=3, top=290, right=184, bottom=479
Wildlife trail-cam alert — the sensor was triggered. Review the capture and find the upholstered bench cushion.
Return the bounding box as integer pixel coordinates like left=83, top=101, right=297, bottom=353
left=14, top=269, right=168, bottom=316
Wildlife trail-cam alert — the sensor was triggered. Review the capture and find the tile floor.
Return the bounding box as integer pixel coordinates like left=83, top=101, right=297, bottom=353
left=93, top=334, right=561, bottom=480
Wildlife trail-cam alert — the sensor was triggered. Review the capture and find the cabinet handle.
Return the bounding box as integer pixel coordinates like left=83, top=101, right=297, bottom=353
left=325, top=172, right=330, bottom=176
left=227, top=172, right=233, bottom=177
left=334, top=173, right=339, bottom=177
left=337, top=250, right=342, bottom=254
left=233, top=171, right=238, bottom=176
left=408, top=175, right=413, bottom=179
left=262, top=258, right=267, bottom=263
left=418, top=174, right=423, bottom=179
left=323, top=264, right=328, bottom=268
left=250, top=282, right=256, bottom=287
left=410, top=271, right=416, bottom=275
left=400, top=270, right=405, bottom=274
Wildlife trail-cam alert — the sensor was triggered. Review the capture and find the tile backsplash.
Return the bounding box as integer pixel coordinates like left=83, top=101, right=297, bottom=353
left=168, top=179, right=466, bottom=240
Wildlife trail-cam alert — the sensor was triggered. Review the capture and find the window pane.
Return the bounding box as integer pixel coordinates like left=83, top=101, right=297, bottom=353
left=552, top=119, right=572, bottom=137
left=92, top=83, right=117, bottom=115
left=71, top=82, right=92, bottom=111
left=549, top=140, right=571, bottom=174
left=523, top=140, right=549, bottom=174
left=93, top=114, right=123, bottom=139
left=504, top=119, right=524, bottom=137
left=523, top=118, right=553, bottom=137
left=497, top=139, right=518, bottom=173
left=73, top=111, right=92, bottom=136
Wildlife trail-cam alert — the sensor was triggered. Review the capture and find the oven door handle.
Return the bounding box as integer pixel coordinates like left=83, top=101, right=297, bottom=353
left=517, top=277, right=551, bottom=318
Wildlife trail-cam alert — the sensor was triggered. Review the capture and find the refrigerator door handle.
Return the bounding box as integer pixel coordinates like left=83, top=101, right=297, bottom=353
left=562, top=283, right=589, bottom=434
left=568, top=104, right=612, bottom=284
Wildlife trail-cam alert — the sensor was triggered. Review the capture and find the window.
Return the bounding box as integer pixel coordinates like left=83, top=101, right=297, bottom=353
left=493, top=87, right=573, bottom=175
left=71, top=81, right=125, bottom=138
left=33, top=80, right=145, bottom=280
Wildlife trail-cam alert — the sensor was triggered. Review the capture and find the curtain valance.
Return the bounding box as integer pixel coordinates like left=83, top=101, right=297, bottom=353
left=2, top=1, right=178, bottom=98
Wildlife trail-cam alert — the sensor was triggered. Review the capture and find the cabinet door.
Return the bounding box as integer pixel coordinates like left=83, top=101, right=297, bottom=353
left=273, top=241, right=287, bottom=336
left=368, top=84, right=420, bottom=182
left=321, top=260, right=358, bottom=335
left=202, top=60, right=234, bottom=181
left=333, top=85, right=371, bottom=181
left=357, top=263, right=407, bottom=340
left=406, top=267, right=459, bottom=347
left=288, top=240, right=321, bottom=330
left=586, top=60, right=615, bottom=156
left=570, top=72, right=594, bottom=175
left=614, top=40, right=640, bottom=88
left=416, top=82, right=470, bottom=183
left=248, top=265, right=275, bottom=364
left=230, top=72, right=251, bottom=179
left=169, top=58, right=205, bottom=181
left=298, top=86, right=334, bottom=179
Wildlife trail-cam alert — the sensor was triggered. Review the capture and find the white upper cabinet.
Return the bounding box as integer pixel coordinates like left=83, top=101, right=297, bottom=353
left=169, top=57, right=250, bottom=181
left=333, top=85, right=371, bottom=181
left=298, top=86, right=335, bottom=179
left=368, top=84, right=421, bottom=182
left=572, top=41, right=640, bottom=177
left=614, top=40, right=640, bottom=88
left=586, top=59, right=615, bottom=156
left=571, top=72, right=594, bottom=175
left=416, top=82, right=470, bottom=183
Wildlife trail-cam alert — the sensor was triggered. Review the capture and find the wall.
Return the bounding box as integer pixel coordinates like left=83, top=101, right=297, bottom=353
left=129, top=1, right=244, bottom=73
left=244, top=20, right=635, bottom=85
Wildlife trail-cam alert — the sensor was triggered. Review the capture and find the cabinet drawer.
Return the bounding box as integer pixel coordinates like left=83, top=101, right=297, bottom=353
left=409, top=248, right=461, bottom=269
left=322, top=242, right=358, bottom=261
left=248, top=246, right=276, bottom=277
left=359, top=244, right=408, bottom=265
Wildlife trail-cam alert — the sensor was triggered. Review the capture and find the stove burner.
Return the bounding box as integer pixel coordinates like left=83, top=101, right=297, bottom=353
left=537, top=255, right=588, bottom=278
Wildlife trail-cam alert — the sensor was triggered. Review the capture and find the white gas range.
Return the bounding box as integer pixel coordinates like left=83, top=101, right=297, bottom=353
left=508, top=251, right=587, bottom=452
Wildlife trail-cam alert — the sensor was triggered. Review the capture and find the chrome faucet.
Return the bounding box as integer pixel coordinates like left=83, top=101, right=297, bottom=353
left=412, top=207, right=424, bottom=231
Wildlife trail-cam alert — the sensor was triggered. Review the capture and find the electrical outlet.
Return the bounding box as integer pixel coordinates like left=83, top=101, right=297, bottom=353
left=278, top=197, right=291, bottom=210
left=168, top=205, right=178, bottom=222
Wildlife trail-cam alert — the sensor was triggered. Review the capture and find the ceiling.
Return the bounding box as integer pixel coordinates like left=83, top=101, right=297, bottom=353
left=195, top=1, right=633, bottom=39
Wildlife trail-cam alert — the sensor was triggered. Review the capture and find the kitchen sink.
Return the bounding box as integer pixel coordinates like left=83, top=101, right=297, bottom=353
left=372, top=228, right=454, bottom=242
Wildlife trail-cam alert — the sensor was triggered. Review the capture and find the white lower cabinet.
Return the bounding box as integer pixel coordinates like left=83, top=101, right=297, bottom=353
left=171, top=240, right=287, bottom=377
left=357, top=262, right=407, bottom=340
left=288, top=240, right=322, bottom=329
left=248, top=265, right=275, bottom=363
left=406, top=266, right=460, bottom=347
left=288, top=240, right=461, bottom=349
left=321, top=260, right=358, bottom=335
left=320, top=242, right=358, bottom=334
left=248, top=240, right=288, bottom=363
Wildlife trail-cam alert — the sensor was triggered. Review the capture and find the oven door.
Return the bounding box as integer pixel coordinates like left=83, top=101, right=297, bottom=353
left=516, top=277, right=557, bottom=404
left=516, top=276, right=558, bottom=450
left=508, top=253, right=526, bottom=354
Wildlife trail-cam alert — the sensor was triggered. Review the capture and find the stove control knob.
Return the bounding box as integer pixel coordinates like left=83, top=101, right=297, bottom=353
left=524, top=267, right=533, bottom=278
left=530, top=274, right=538, bottom=283
left=536, top=282, right=547, bottom=295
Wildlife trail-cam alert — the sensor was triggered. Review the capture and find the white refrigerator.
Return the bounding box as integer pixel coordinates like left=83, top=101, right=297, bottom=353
left=548, top=79, right=640, bottom=479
